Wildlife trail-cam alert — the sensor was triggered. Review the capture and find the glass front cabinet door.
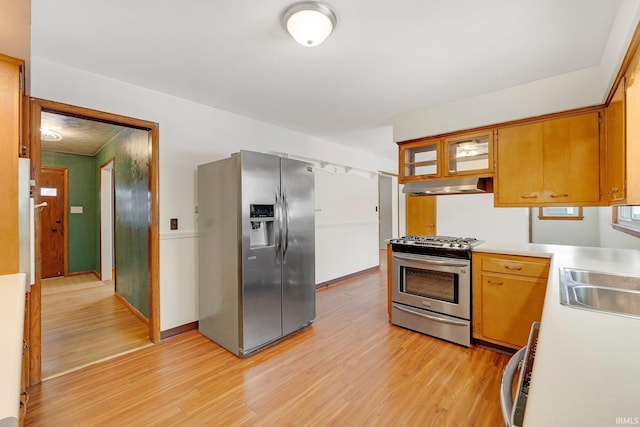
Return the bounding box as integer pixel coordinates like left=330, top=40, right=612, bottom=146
left=399, top=138, right=442, bottom=182
left=444, top=130, right=494, bottom=176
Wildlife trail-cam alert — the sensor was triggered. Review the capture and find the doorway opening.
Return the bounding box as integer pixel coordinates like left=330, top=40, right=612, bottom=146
left=100, top=159, right=114, bottom=281
left=378, top=172, right=399, bottom=248
left=29, top=99, right=160, bottom=384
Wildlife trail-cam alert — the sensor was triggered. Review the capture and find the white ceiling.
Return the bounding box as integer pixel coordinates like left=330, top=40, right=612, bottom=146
left=31, top=0, right=629, bottom=158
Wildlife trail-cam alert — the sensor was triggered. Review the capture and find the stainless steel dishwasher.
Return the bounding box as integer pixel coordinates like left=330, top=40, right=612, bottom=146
left=500, top=322, right=540, bottom=427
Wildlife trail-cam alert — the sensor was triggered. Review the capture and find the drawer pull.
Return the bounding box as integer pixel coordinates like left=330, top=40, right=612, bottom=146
left=504, top=265, right=522, bottom=271
left=488, top=280, right=504, bottom=285
left=549, top=193, right=569, bottom=198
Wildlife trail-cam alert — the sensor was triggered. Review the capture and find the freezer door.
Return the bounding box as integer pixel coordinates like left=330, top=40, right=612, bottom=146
left=240, top=151, right=283, bottom=353
left=280, top=157, right=316, bottom=335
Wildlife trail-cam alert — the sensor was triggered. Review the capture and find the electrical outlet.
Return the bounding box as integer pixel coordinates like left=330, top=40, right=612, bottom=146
left=170, top=218, right=178, bottom=230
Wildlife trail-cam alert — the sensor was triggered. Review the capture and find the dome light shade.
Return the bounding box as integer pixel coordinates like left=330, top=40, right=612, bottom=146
left=282, top=2, right=337, bottom=47
left=41, top=128, right=62, bottom=141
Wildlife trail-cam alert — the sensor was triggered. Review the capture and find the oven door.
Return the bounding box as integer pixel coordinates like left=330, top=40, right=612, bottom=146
left=392, top=252, right=470, bottom=320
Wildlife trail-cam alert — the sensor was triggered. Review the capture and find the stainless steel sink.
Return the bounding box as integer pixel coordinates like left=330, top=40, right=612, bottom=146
left=559, top=268, right=640, bottom=319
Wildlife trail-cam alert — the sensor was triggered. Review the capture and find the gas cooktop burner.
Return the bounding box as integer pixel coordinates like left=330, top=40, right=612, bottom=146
left=391, top=235, right=482, bottom=250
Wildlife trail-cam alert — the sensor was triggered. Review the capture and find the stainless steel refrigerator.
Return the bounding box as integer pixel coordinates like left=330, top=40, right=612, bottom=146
left=197, top=150, right=316, bottom=357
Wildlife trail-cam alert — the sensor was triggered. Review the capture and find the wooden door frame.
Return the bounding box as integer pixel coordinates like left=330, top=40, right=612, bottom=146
left=28, top=98, right=160, bottom=385
left=40, top=166, right=69, bottom=278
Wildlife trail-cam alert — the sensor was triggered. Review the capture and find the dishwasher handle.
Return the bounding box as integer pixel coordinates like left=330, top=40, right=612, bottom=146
left=500, top=346, right=526, bottom=427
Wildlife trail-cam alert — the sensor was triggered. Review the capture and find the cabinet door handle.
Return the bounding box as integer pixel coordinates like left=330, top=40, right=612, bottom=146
left=488, top=280, right=504, bottom=285
left=549, top=193, right=569, bottom=198
left=504, top=265, right=522, bottom=271
left=608, top=188, right=619, bottom=194
left=520, top=194, right=538, bottom=199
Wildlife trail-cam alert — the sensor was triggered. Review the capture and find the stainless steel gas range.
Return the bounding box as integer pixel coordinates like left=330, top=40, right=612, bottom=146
left=389, top=235, right=483, bottom=347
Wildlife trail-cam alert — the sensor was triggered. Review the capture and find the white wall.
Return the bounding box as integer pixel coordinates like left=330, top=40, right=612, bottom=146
left=315, top=169, right=379, bottom=283
left=531, top=207, right=640, bottom=249
left=393, top=66, right=604, bottom=143
left=599, top=208, right=640, bottom=249
left=531, top=207, right=601, bottom=247
left=436, top=193, right=529, bottom=243
left=99, top=163, right=114, bottom=281
left=31, top=57, right=396, bottom=331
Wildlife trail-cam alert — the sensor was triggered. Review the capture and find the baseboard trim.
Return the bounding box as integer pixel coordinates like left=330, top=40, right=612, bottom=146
left=115, top=292, right=149, bottom=325
left=161, top=321, right=199, bottom=340
left=315, top=266, right=379, bottom=289
left=67, top=270, right=100, bottom=280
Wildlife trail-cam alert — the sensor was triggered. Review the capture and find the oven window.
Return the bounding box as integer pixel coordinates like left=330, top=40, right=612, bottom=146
left=402, top=267, right=459, bottom=303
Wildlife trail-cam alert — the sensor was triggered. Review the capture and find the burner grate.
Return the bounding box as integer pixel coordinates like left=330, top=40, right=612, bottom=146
left=389, top=235, right=483, bottom=259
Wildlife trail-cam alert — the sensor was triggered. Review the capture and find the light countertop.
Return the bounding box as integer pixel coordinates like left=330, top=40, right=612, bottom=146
left=0, top=273, right=26, bottom=425
left=474, top=242, right=640, bottom=426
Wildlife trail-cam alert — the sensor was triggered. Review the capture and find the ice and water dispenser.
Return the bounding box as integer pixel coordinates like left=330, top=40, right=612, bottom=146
left=249, top=204, right=275, bottom=248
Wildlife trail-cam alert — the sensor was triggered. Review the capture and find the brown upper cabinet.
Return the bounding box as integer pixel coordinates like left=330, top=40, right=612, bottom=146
left=399, top=137, right=441, bottom=182
left=605, top=78, right=626, bottom=204
left=622, top=43, right=640, bottom=204
left=444, top=130, right=494, bottom=177
left=399, top=130, right=494, bottom=183
left=494, top=112, right=602, bottom=206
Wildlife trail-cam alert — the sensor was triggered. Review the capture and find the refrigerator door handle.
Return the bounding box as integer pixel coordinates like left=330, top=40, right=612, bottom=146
left=275, top=189, right=282, bottom=263
left=283, top=189, right=289, bottom=258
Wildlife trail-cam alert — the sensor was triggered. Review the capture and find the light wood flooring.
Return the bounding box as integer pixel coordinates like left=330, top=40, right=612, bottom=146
left=41, top=274, right=151, bottom=379
left=27, top=255, right=510, bottom=426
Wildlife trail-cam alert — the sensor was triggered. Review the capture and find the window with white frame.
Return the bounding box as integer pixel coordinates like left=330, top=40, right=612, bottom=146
left=614, top=206, right=640, bottom=235
left=538, top=207, right=583, bottom=220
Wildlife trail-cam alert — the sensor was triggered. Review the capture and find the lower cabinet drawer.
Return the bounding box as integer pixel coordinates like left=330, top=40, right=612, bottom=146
left=481, top=274, right=546, bottom=348
left=482, top=256, right=550, bottom=278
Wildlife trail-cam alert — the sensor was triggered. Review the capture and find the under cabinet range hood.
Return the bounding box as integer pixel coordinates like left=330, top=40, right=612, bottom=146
left=403, top=177, right=493, bottom=195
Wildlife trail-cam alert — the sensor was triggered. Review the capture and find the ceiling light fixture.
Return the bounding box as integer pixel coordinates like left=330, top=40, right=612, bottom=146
left=282, top=1, right=337, bottom=47
left=41, top=128, right=62, bottom=141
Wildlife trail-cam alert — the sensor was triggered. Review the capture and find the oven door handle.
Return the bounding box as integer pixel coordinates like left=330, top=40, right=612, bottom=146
left=392, top=252, right=469, bottom=268
left=393, top=304, right=468, bottom=326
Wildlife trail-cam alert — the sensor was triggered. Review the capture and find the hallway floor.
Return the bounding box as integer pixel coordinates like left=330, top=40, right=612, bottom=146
left=41, top=273, right=151, bottom=379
